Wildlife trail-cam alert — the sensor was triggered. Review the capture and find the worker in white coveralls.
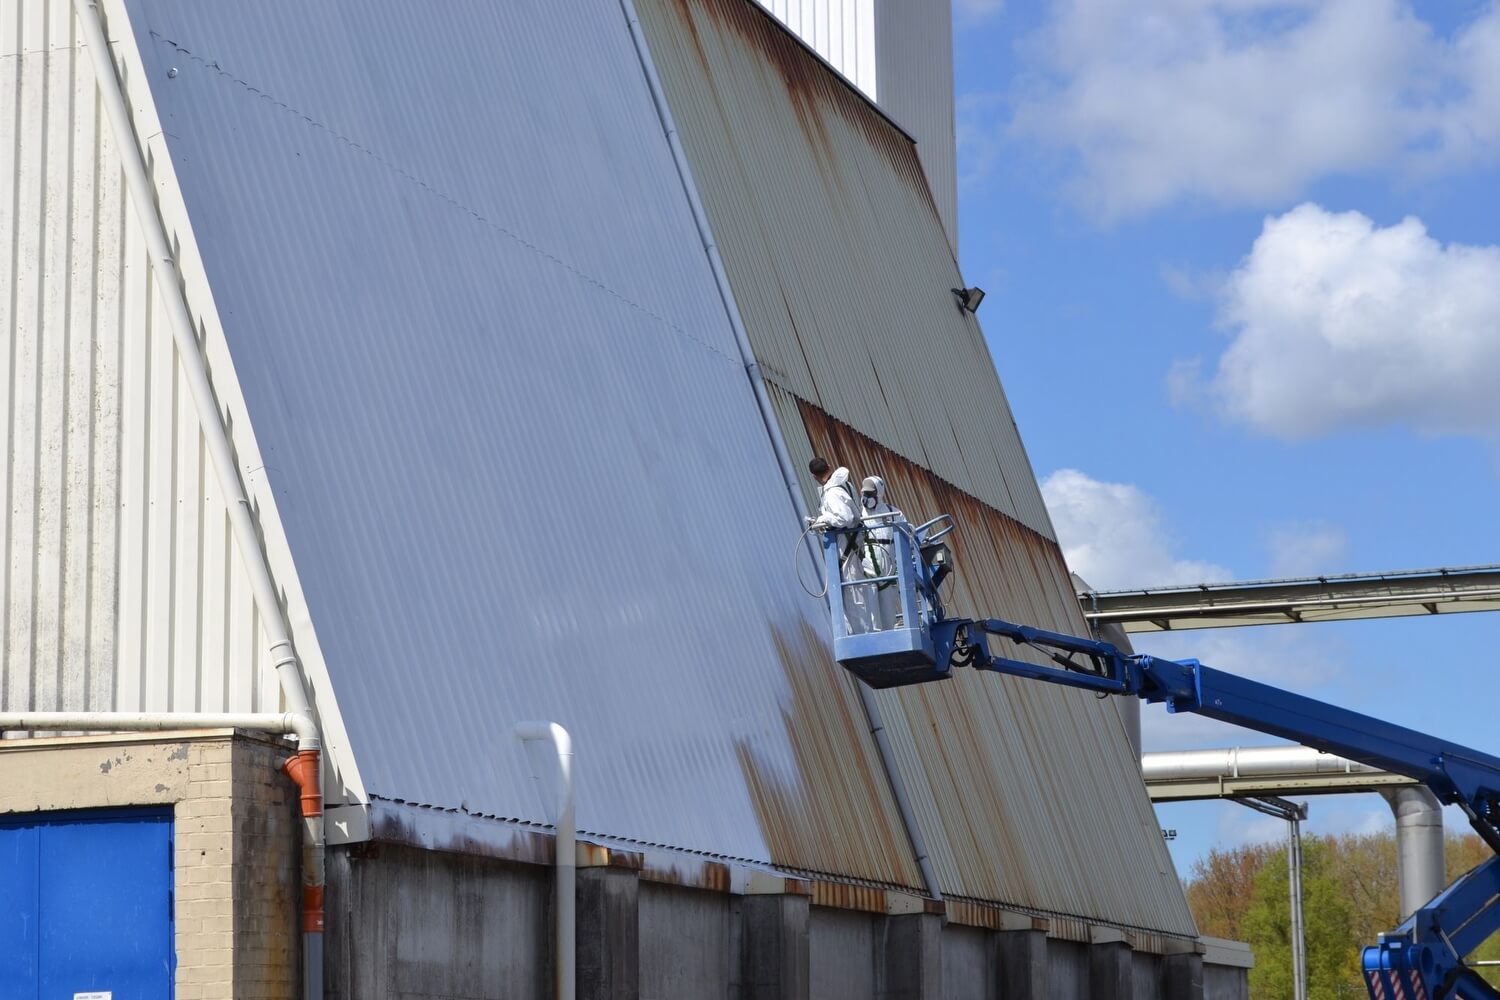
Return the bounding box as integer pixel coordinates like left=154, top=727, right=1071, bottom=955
left=858, top=476, right=904, bottom=631
left=806, top=457, right=873, bottom=633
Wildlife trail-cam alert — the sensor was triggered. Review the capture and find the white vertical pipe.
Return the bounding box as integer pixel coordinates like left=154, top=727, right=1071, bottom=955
left=614, top=0, right=943, bottom=904
left=70, top=5, right=323, bottom=996
left=1288, top=817, right=1307, bottom=1000
left=517, top=723, right=575, bottom=1000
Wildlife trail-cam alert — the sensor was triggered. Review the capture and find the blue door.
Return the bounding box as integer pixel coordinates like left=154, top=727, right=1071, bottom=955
left=0, top=808, right=174, bottom=999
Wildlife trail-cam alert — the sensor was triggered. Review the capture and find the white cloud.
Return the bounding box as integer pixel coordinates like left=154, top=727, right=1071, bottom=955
left=1042, top=468, right=1355, bottom=751
left=1004, top=0, right=1500, bottom=219
left=1042, top=469, right=1231, bottom=590
left=1266, top=522, right=1348, bottom=577
left=1199, top=203, right=1500, bottom=439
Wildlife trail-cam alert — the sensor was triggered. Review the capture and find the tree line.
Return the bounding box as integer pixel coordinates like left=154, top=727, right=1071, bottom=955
left=1185, top=830, right=1499, bottom=999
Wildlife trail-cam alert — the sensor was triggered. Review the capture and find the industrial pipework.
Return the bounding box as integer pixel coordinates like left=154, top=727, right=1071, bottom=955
left=1141, top=745, right=1445, bottom=918
left=72, top=3, right=326, bottom=995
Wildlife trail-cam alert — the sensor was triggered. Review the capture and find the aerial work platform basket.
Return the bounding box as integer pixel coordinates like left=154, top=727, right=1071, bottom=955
left=820, top=515, right=956, bottom=689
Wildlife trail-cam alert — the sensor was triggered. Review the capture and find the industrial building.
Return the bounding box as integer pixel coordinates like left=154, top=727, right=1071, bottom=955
left=1, top=0, right=1250, bottom=997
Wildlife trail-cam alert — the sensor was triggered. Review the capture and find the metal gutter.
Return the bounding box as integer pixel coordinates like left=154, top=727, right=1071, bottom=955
left=616, top=0, right=943, bottom=905
left=71, top=3, right=324, bottom=995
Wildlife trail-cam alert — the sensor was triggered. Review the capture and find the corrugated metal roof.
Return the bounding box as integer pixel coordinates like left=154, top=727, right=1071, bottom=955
left=114, top=0, right=924, bottom=888
left=769, top=387, right=1195, bottom=933
left=632, top=0, right=1053, bottom=538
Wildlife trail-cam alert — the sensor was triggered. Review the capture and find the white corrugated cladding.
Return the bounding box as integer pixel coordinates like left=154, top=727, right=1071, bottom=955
left=1, top=0, right=367, bottom=805
left=754, top=0, right=875, bottom=95
left=875, top=0, right=958, bottom=248
left=111, top=0, right=926, bottom=886
left=0, top=2, right=287, bottom=716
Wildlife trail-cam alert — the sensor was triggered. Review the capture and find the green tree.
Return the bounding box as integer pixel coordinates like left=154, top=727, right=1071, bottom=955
left=1186, top=842, right=1275, bottom=940
left=1186, top=831, right=1500, bottom=997
left=1242, top=838, right=1359, bottom=1000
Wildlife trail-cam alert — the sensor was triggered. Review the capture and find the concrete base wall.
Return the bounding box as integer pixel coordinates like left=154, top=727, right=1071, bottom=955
left=324, top=842, right=1249, bottom=1000
left=640, top=884, right=736, bottom=998
left=1204, top=963, right=1251, bottom=1000
left=324, top=842, right=551, bottom=1000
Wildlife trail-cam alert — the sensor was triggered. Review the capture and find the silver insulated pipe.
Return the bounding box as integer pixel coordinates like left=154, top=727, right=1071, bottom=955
left=1381, top=786, right=1445, bottom=919
left=1141, top=745, right=1389, bottom=782
left=1143, top=746, right=1445, bottom=921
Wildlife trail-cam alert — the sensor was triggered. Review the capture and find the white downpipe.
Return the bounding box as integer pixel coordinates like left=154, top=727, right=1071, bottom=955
left=72, top=0, right=314, bottom=727
left=614, top=0, right=944, bottom=906
left=70, top=5, right=323, bottom=996
left=516, top=723, right=575, bottom=1000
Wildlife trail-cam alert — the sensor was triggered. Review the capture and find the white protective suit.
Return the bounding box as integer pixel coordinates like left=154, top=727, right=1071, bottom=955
left=859, top=477, right=904, bottom=630
left=811, top=467, right=872, bottom=633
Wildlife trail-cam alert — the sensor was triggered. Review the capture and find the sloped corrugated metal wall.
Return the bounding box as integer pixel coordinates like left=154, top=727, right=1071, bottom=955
left=111, top=0, right=926, bottom=888
left=633, top=0, right=1194, bottom=933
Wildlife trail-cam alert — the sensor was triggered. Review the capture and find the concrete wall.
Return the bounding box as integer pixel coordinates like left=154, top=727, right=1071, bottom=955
left=640, top=884, right=736, bottom=998
left=0, top=731, right=300, bottom=998
left=1204, top=964, right=1250, bottom=1000
left=322, top=838, right=1247, bottom=1000
left=940, top=924, right=995, bottom=1000
left=324, top=842, right=550, bottom=1000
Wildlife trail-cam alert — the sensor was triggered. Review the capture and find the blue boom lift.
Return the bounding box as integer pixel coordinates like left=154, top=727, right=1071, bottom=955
left=822, top=517, right=1500, bottom=1000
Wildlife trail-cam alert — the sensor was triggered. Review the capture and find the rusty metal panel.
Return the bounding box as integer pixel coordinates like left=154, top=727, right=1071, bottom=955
left=633, top=0, right=1054, bottom=539
left=110, top=0, right=925, bottom=888
left=769, top=385, right=1196, bottom=934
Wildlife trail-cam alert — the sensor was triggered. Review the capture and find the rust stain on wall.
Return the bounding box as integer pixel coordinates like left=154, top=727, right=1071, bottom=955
left=796, top=398, right=1082, bottom=635
left=733, top=620, right=924, bottom=891
left=658, top=0, right=933, bottom=198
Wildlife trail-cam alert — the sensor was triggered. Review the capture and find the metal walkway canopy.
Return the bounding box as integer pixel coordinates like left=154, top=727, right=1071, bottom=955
left=1080, top=564, right=1500, bottom=633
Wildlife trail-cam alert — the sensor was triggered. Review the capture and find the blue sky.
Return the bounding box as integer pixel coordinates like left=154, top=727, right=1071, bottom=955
left=950, top=0, right=1500, bottom=874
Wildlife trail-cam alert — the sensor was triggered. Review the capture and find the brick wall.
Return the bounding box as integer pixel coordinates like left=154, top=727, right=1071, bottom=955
left=0, top=730, right=301, bottom=998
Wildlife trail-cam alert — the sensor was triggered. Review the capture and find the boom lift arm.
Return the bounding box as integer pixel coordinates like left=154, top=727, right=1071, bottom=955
left=821, top=519, right=1500, bottom=1000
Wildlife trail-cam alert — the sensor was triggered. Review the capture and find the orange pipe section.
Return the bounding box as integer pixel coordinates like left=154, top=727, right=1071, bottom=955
left=282, top=749, right=326, bottom=934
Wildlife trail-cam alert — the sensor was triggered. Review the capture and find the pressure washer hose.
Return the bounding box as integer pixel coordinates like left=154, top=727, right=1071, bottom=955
left=795, top=519, right=923, bottom=601
left=794, top=524, right=829, bottom=598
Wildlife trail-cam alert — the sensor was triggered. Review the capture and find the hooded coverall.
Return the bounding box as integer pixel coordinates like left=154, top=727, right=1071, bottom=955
left=858, top=476, right=904, bottom=630
left=811, top=466, right=873, bottom=633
